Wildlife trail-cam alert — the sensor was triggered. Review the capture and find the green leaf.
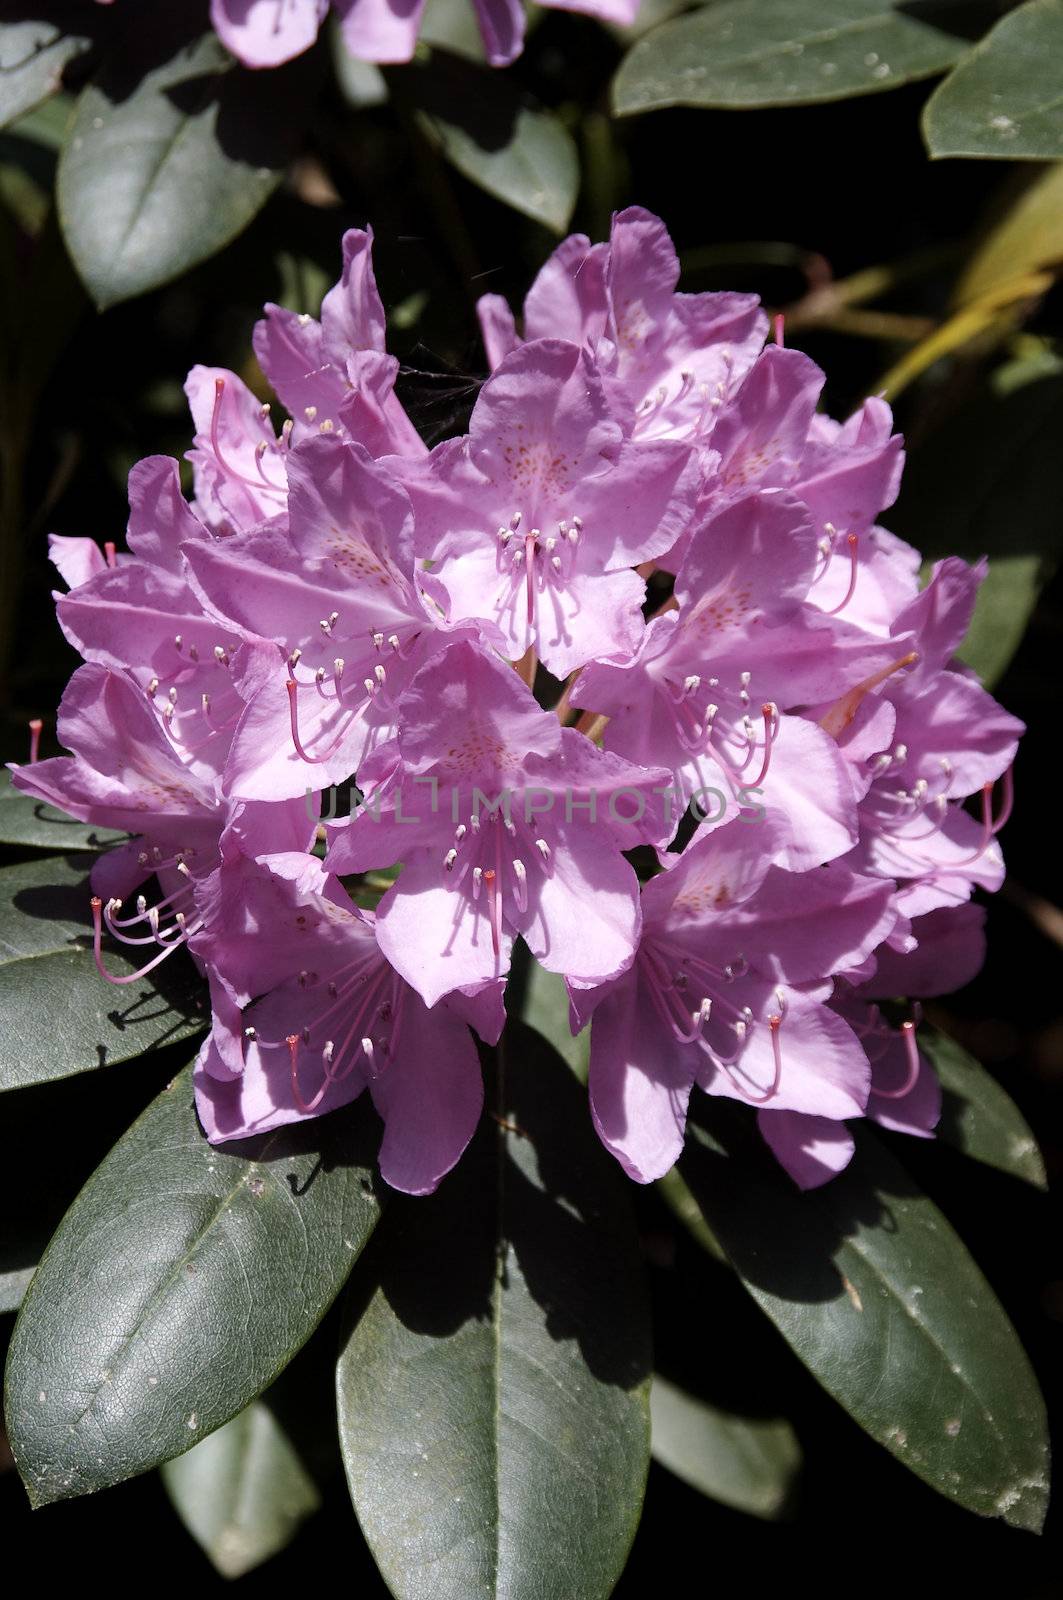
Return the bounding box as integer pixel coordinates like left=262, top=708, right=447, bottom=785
left=396, top=50, right=579, bottom=233
left=521, top=960, right=589, bottom=1083
left=613, top=0, right=967, bottom=116
left=336, top=1025, right=651, bottom=1600
left=0, top=1265, right=34, bottom=1316
left=680, top=1115, right=1050, bottom=1531
left=5, top=1063, right=383, bottom=1504
left=0, top=852, right=206, bottom=1090
left=923, top=0, right=1063, bottom=160
left=56, top=22, right=317, bottom=309
left=921, top=1024, right=1047, bottom=1188
left=0, top=14, right=92, bottom=132
left=0, top=767, right=126, bottom=851
left=650, top=1375, right=801, bottom=1518
left=162, top=1400, right=321, bottom=1578
left=887, top=348, right=1063, bottom=685
left=954, top=163, right=1063, bottom=307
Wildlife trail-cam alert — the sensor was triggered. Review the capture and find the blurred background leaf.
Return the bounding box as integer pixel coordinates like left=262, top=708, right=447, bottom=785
left=613, top=0, right=971, bottom=116
left=650, top=1375, right=801, bottom=1518
left=161, top=1399, right=322, bottom=1579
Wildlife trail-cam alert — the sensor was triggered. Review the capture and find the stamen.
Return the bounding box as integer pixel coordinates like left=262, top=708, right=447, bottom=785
left=823, top=532, right=860, bottom=615
left=287, top=1033, right=329, bottom=1115
left=27, top=718, right=42, bottom=764
left=483, top=868, right=501, bottom=957
left=874, top=1019, right=922, bottom=1100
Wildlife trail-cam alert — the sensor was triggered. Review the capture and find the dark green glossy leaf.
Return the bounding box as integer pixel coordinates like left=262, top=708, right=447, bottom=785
left=680, top=1115, right=1049, bottom=1530
left=161, top=1400, right=321, bottom=1578
left=887, top=348, right=1063, bottom=685
left=336, top=1025, right=651, bottom=1600
left=650, top=1375, right=801, bottom=1518
left=614, top=0, right=967, bottom=116
left=0, top=767, right=126, bottom=850
left=924, top=0, right=1063, bottom=160
left=922, top=1024, right=1047, bottom=1188
left=395, top=51, right=579, bottom=233
left=0, top=852, right=205, bottom=1090
left=0, top=1049, right=190, bottom=1317
left=5, top=1063, right=383, bottom=1504
left=56, top=22, right=317, bottom=309
left=0, top=14, right=92, bottom=132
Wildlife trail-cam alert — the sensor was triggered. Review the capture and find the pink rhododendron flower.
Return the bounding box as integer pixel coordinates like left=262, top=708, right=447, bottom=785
left=574, top=819, right=897, bottom=1184
left=192, top=849, right=503, bottom=1193
left=326, top=638, right=672, bottom=1001
left=18, top=204, right=1023, bottom=1199
left=395, top=338, right=696, bottom=674
left=209, top=0, right=639, bottom=71
left=182, top=435, right=473, bottom=799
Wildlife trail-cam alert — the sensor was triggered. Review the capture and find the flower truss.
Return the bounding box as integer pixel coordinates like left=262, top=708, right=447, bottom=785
left=93, top=0, right=642, bottom=69
left=12, top=208, right=1022, bottom=1197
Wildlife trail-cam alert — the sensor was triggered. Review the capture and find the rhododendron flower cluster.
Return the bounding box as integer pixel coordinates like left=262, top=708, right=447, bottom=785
left=93, top=0, right=642, bottom=69
left=12, top=209, right=1022, bottom=1198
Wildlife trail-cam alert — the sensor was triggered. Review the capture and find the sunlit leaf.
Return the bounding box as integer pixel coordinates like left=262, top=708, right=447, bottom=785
left=5, top=1063, right=383, bottom=1504
left=614, top=0, right=967, bottom=116
left=680, top=1114, right=1049, bottom=1531
left=924, top=0, right=1063, bottom=160
left=57, top=21, right=318, bottom=309
left=337, top=1025, right=651, bottom=1600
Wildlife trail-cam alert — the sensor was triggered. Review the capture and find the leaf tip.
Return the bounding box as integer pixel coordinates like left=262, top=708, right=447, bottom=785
left=997, top=1470, right=1051, bottom=1534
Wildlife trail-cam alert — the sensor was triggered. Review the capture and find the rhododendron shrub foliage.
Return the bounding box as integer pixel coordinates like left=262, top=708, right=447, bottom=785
left=0, top=212, right=1048, bottom=1591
